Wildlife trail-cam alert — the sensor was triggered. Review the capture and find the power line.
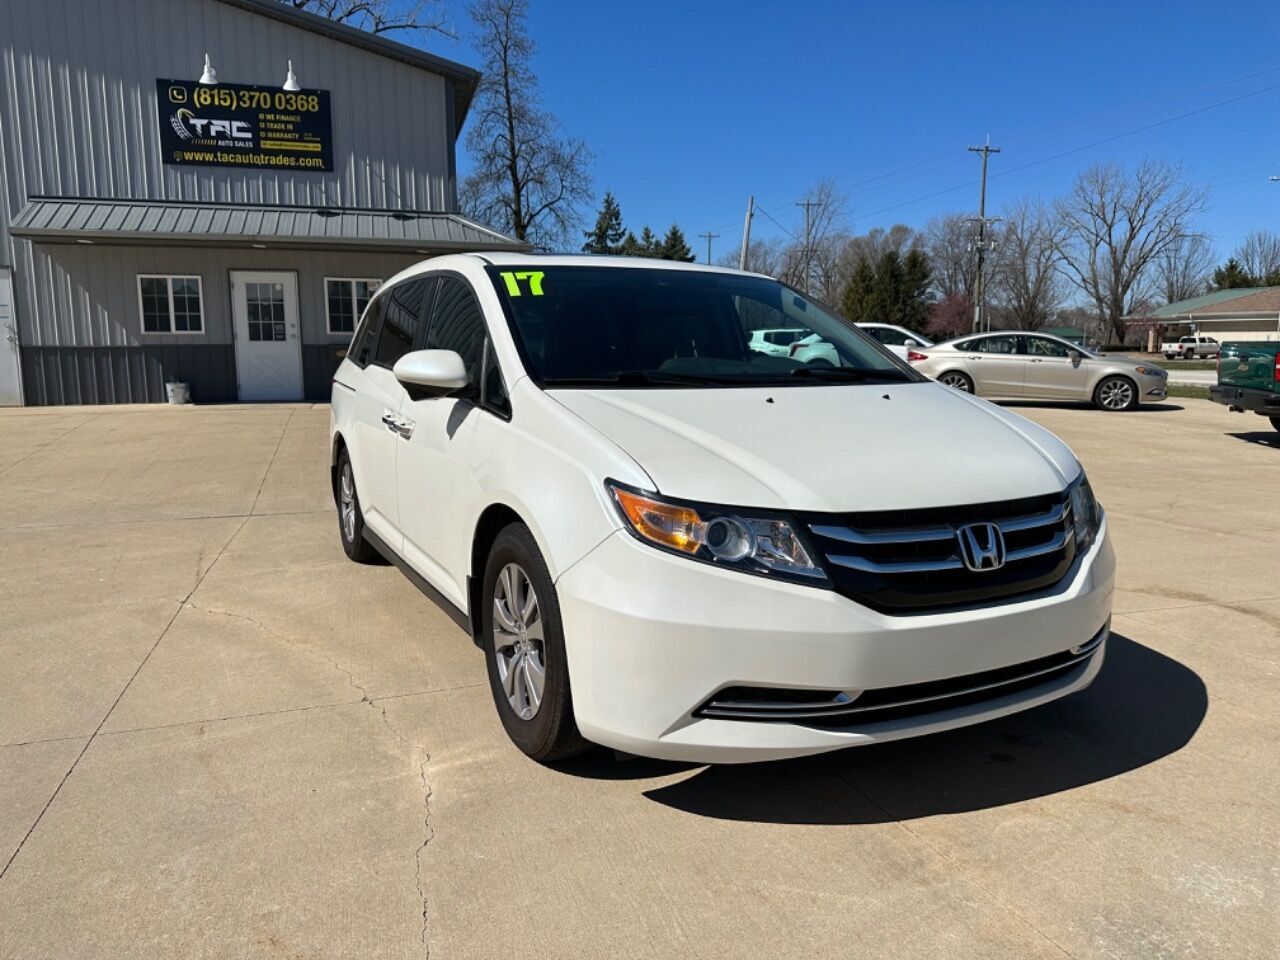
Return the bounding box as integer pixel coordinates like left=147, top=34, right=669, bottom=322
left=852, top=79, right=1280, bottom=223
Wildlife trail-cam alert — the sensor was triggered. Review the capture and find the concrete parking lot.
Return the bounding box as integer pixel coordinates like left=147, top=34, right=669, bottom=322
left=1, top=397, right=1277, bottom=959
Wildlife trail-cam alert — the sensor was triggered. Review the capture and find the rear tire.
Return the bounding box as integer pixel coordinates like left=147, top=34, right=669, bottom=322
left=1094, top=375, right=1138, bottom=411
left=335, top=448, right=379, bottom=563
left=481, top=523, right=590, bottom=763
left=937, top=370, right=975, bottom=393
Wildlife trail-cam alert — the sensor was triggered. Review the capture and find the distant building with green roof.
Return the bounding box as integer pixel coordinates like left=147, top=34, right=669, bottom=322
left=1125, top=287, right=1280, bottom=351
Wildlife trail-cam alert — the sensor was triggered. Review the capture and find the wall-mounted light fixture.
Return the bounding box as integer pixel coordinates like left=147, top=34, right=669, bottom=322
left=198, top=53, right=218, bottom=86
left=282, top=60, right=301, bottom=92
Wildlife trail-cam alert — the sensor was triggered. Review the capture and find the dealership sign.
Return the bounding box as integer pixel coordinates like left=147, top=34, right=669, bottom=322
left=156, top=79, right=334, bottom=172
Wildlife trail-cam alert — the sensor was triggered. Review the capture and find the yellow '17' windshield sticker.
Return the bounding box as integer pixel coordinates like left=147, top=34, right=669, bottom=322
left=499, top=270, right=545, bottom=296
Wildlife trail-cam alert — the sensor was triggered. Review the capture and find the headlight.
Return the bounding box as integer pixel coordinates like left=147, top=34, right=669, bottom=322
left=606, top=481, right=828, bottom=583
left=1134, top=365, right=1165, bottom=377
left=1068, top=471, right=1102, bottom=553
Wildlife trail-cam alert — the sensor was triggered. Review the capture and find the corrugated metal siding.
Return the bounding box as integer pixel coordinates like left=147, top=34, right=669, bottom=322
left=0, top=0, right=456, bottom=264
left=20, top=242, right=419, bottom=351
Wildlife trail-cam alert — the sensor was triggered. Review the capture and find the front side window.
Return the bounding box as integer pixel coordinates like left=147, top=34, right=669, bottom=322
left=326, top=278, right=381, bottom=334
left=426, top=276, right=487, bottom=382
left=372, top=278, right=431, bottom=368
left=138, top=275, right=204, bottom=333
left=1024, top=336, right=1072, bottom=357
left=486, top=266, right=915, bottom=388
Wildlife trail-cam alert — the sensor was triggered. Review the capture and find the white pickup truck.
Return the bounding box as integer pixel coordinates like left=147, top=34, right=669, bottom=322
left=1162, top=335, right=1220, bottom=359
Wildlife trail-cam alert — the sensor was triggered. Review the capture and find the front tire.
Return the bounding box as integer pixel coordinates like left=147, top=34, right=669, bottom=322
left=482, top=523, right=589, bottom=763
left=335, top=448, right=379, bottom=563
left=1094, top=375, right=1138, bottom=411
left=937, top=370, right=975, bottom=393
left=1269, top=416, right=1280, bottom=434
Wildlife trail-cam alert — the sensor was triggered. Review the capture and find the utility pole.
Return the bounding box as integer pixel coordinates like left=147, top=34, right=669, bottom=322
left=739, top=195, right=755, bottom=271
left=797, top=198, right=819, bottom=294
left=699, top=231, right=719, bottom=265
left=967, top=138, right=1001, bottom=332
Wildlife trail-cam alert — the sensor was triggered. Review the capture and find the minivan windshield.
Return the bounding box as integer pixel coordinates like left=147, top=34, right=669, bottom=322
left=485, top=266, right=921, bottom=388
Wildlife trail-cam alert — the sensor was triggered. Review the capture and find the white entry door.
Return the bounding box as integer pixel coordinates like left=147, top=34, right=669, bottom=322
left=0, top=269, right=21, bottom=406
left=231, top=271, right=303, bottom=401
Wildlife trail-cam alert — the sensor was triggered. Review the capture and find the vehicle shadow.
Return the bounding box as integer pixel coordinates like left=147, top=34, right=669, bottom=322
left=1227, top=431, right=1280, bottom=449
left=998, top=400, right=1185, bottom=414
left=560, top=634, right=1206, bottom=825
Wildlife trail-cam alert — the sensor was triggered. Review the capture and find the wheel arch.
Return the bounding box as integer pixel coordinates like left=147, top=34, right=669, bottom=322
left=469, top=502, right=531, bottom=646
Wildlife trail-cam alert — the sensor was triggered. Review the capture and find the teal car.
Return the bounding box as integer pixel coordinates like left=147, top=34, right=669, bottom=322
left=1210, top=342, right=1280, bottom=433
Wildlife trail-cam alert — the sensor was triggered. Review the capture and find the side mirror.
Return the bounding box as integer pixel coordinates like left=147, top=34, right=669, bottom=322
left=1068, top=349, right=1082, bottom=362
left=393, top=349, right=469, bottom=398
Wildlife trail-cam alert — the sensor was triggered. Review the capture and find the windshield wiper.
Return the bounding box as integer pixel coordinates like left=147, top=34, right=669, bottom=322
left=542, top=370, right=736, bottom=387
left=787, top=366, right=912, bottom=383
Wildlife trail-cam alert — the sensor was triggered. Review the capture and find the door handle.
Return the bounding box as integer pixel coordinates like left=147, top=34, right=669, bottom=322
left=381, top=412, right=399, bottom=432
left=381, top=412, right=413, bottom=439
left=1030, top=358, right=1043, bottom=363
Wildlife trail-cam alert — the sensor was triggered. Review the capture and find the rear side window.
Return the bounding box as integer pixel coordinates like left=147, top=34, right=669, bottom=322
left=965, top=335, right=1020, bottom=354
left=870, top=327, right=910, bottom=346
left=373, top=278, right=432, bottom=368
left=426, top=276, right=487, bottom=383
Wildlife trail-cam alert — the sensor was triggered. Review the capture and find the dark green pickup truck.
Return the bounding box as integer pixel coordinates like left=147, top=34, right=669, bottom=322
left=1210, top=341, right=1280, bottom=433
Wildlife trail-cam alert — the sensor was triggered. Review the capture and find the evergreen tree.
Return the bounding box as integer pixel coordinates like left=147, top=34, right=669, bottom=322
left=839, top=249, right=932, bottom=328
left=1212, top=257, right=1256, bottom=290
left=840, top=257, right=877, bottom=322
left=658, top=224, right=696, bottom=262
left=619, top=226, right=661, bottom=257
left=638, top=226, right=660, bottom=256
left=582, top=191, right=626, bottom=254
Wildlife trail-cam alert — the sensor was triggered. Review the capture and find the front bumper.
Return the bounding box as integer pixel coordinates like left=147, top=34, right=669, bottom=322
left=1137, top=373, right=1168, bottom=402
left=556, top=517, right=1114, bottom=763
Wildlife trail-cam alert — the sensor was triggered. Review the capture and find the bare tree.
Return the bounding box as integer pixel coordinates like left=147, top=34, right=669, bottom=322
left=460, top=0, right=592, bottom=248
left=717, top=238, right=786, bottom=277
left=1155, top=232, right=1214, bottom=304
left=1234, top=229, right=1280, bottom=281
left=925, top=213, right=979, bottom=301
left=990, top=199, right=1065, bottom=330
left=784, top=178, right=848, bottom=297
left=1054, top=160, right=1206, bottom=343
left=282, top=0, right=453, bottom=36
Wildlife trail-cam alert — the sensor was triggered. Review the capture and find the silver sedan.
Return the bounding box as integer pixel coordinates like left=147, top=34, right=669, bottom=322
left=911, top=332, right=1168, bottom=411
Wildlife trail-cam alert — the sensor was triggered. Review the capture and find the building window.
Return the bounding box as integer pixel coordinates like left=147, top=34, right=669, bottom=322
left=137, top=275, right=204, bottom=334
left=325, top=278, right=381, bottom=334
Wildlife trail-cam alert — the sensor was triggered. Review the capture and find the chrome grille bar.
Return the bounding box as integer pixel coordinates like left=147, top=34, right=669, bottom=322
left=827, top=553, right=965, bottom=574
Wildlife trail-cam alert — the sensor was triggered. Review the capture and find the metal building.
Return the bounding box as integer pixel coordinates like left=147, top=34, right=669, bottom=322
left=0, top=0, right=525, bottom=405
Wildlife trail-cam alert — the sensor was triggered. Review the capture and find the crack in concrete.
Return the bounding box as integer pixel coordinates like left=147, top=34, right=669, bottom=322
left=183, top=599, right=439, bottom=954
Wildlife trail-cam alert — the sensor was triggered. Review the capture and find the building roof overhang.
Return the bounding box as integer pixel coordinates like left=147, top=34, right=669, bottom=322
left=10, top=197, right=530, bottom=254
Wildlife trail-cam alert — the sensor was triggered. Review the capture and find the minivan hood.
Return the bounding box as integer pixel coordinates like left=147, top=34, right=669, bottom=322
left=551, top=382, right=1078, bottom=512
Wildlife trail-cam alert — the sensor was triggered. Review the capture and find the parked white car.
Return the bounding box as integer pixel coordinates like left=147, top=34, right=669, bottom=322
left=331, top=255, right=1113, bottom=764
left=792, top=323, right=932, bottom=362
left=748, top=327, right=807, bottom=357
left=1161, top=335, right=1219, bottom=359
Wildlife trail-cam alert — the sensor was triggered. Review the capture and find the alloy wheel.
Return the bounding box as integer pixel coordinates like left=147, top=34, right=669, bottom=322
left=492, top=563, right=547, bottom=720
left=1098, top=379, right=1134, bottom=410
left=340, top=462, right=357, bottom=543
left=939, top=372, right=973, bottom=393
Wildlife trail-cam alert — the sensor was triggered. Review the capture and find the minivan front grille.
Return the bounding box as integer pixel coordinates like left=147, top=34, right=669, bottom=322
left=803, top=490, right=1075, bottom=613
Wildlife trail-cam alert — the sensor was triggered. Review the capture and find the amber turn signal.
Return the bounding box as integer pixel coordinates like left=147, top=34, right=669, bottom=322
left=611, top=487, right=703, bottom=554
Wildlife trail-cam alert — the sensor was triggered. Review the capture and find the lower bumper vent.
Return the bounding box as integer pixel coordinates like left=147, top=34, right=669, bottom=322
left=695, top=624, right=1107, bottom=729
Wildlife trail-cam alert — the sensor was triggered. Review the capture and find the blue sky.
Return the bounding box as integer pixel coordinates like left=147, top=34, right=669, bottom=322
left=441, top=0, right=1280, bottom=259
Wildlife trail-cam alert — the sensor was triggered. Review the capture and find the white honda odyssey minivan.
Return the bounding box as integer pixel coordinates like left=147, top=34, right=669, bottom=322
left=330, top=254, right=1114, bottom=764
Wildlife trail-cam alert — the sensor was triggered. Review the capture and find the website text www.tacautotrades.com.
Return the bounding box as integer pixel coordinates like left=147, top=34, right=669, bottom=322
left=170, top=150, right=326, bottom=168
